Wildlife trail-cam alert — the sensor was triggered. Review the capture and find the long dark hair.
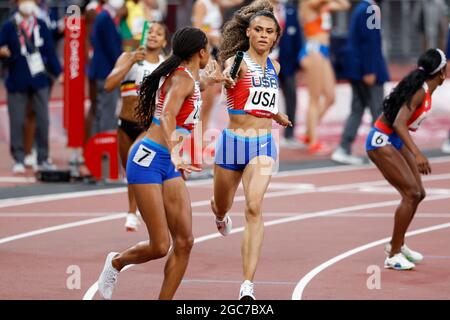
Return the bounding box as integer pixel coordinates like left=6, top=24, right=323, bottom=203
left=136, top=27, right=208, bottom=129
left=383, top=49, right=445, bottom=125
left=219, top=0, right=281, bottom=63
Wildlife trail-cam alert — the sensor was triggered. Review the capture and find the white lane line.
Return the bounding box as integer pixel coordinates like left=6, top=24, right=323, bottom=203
left=0, top=179, right=217, bottom=210
left=2, top=173, right=450, bottom=246
left=0, top=213, right=126, bottom=245
left=1, top=156, right=449, bottom=210
left=82, top=193, right=450, bottom=300
left=273, top=156, right=450, bottom=178
left=356, top=186, right=450, bottom=196
left=0, top=177, right=395, bottom=246
left=2, top=211, right=450, bottom=219
left=0, top=177, right=37, bottom=183
left=291, top=221, right=450, bottom=300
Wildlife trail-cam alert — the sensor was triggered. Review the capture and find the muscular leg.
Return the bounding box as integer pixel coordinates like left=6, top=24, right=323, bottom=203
left=301, top=53, right=323, bottom=145
left=241, top=157, right=273, bottom=281
left=399, top=146, right=426, bottom=227
left=211, top=164, right=243, bottom=220
left=319, top=58, right=336, bottom=120
left=368, top=146, right=423, bottom=256
left=112, top=184, right=170, bottom=270
left=159, top=177, right=194, bottom=300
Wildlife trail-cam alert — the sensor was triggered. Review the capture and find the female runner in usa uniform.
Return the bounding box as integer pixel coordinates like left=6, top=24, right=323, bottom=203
left=105, top=21, right=168, bottom=232
left=97, top=27, right=229, bottom=299
left=212, top=0, right=292, bottom=300
left=366, top=48, right=447, bottom=270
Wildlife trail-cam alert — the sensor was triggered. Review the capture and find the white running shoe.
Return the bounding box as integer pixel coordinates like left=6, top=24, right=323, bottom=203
left=385, top=243, right=423, bottom=263
left=97, top=252, right=120, bottom=300
left=441, top=139, right=450, bottom=154
left=331, top=147, right=364, bottom=165
left=216, top=215, right=232, bottom=236
left=36, top=160, right=57, bottom=172
left=384, top=253, right=415, bottom=270
left=239, top=280, right=255, bottom=300
left=124, top=213, right=140, bottom=232
left=12, top=163, right=26, bottom=174
left=24, top=149, right=37, bottom=168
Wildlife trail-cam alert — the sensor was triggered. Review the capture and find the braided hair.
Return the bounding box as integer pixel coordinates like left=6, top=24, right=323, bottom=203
left=136, top=27, right=208, bottom=129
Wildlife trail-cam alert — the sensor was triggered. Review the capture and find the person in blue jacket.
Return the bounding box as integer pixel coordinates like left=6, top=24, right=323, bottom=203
left=88, top=0, right=124, bottom=135
left=441, top=26, right=450, bottom=154
left=271, top=0, right=303, bottom=149
left=0, top=0, right=62, bottom=174
left=332, top=0, right=390, bottom=165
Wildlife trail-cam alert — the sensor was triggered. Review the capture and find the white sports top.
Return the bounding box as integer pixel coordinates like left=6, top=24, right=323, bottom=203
left=120, top=56, right=164, bottom=97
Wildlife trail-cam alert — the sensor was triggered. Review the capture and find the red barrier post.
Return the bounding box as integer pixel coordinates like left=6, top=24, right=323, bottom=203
left=64, top=15, right=85, bottom=148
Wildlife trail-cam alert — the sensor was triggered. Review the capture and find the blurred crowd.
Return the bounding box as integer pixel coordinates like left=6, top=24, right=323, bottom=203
left=0, top=0, right=450, bottom=175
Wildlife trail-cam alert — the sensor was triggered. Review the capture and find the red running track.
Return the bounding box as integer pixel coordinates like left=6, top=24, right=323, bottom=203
left=0, top=158, right=450, bottom=300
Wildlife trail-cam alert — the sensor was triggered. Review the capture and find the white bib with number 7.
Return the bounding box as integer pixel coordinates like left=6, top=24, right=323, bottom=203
left=133, top=144, right=156, bottom=167
left=244, top=87, right=279, bottom=115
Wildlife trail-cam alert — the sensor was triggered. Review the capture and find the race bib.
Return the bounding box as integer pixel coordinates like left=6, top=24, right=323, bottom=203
left=132, top=144, right=156, bottom=167
left=244, top=87, right=279, bottom=115
left=185, top=96, right=202, bottom=126
left=371, top=131, right=389, bottom=147
left=26, top=52, right=45, bottom=77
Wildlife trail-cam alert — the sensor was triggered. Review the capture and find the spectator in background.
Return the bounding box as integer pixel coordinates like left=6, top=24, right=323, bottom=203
left=298, top=0, right=350, bottom=154
left=0, top=0, right=62, bottom=174
left=88, top=0, right=124, bottom=135
left=23, top=0, right=65, bottom=169
left=331, top=0, right=389, bottom=165
left=120, top=0, right=167, bottom=51
left=441, top=25, right=450, bottom=154
left=84, top=0, right=105, bottom=146
left=414, top=0, right=448, bottom=51
left=270, top=0, right=303, bottom=149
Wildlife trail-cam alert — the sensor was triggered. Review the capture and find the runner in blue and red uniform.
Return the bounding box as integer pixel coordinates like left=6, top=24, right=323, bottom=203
left=211, top=0, right=292, bottom=300
left=366, top=48, right=447, bottom=271
left=96, top=26, right=231, bottom=300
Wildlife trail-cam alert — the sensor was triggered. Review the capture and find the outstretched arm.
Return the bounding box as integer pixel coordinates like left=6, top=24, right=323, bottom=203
left=104, top=49, right=145, bottom=92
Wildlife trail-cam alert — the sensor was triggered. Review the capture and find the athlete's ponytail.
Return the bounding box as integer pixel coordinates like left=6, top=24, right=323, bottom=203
left=136, top=27, right=208, bottom=129
left=383, top=48, right=446, bottom=126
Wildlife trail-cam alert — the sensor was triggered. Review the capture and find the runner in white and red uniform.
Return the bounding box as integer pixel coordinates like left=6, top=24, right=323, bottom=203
left=96, top=27, right=231, bottom=300
left=366, top=48, right=447, bottom=271
left=105, top=21, right=168, bottom=232
left=211, top=3, right=292, bottom=300
left=153, top=66, right=202, bottom=134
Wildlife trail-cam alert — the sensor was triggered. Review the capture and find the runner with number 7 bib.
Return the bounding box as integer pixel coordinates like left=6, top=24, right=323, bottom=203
left=366, top=48, right=447, bottom=271
left=95, top=27, right=231, bottom=300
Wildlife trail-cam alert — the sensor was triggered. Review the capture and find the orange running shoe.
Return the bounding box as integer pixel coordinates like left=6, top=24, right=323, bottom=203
left=298, top=135, right=310, bottom=144
left=307, top=142, right=331, bottom=155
